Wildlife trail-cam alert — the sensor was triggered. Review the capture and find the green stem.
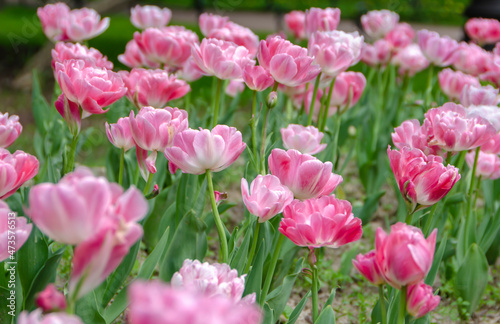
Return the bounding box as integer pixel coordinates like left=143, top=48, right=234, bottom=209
left=206, top=170, right=229, bottom=263
left=244, top=220, right=261, bottom=273
left=319, top=77, right=336, bottom=132
left=212, top=78, right=223, bottom=128
left=118, top=148, right=124, bottom=186
left=260, top=106, right=270, bottom=175
left=398, top=285, right=407, bottom=324
left=143, top=172, right=154, bottom=194
left=184, top=90, right=191, bottom=114
left=423, top=203, right=439, bottom=236
left=311, top=258, right=319, bottom=322
left=64, top=133, right=79, bottom=174
left=260, top=234, right=284, bottom=306
left=445, top=151, right=452, bottom=166
left=405, top=209, right=416, bottom=225
left=474, top=176, right=482, bottom=210
left=272, top=81, right=279, bottom=92
left=379, top=285, right=387, bottom=324
left=331, top=113, right=342, bottom=172
left=134, top=164, right=140, bottom=187
left=424, top=65, right=434, bottom=109
left=307, top=72, right=322, bottom=126
left=251, top=90, right=258, bottom=160
left=464, top=147, right=481, bottom=246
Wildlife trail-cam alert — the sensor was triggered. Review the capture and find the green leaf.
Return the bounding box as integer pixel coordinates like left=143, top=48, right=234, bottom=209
left=75, top=291, right=106, bottom=324
left=243, top=239, right=266, bottom=303
left=425, top=234, right=447, bottom=286
left=287, top=291, right=311, bottom=324
left=229, top=225, right=253, bottom=275
left=355, top=191, right=386, bottom=225
left=31, top=70, right=52, bottom=135
left=339, top=246, right=358, bottom=276
left=324, top=288, right=337, bottom=310
left=316, top=305, right=336, bottom=324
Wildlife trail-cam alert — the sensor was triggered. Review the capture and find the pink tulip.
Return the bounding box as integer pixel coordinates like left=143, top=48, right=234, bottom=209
left=0, top=200, right=32, bottom=262
left=304, top=7, right=341, bottom=37
left=105, top=117, right=135, bottom=151
left=241, top=175, right=294, bottom=222
left=242, top=65, right=275, bottom=92
left=268, top=148, right=342, bottom=200
left=55, top=94, right=81, bottom=136
left=52, top=42, right=113, bottom=70
left=177, top=56, right=204, bottom=82
left=280, top=124, right=326, bottom=155
left=494, top=42, right=500, bottom=56
left=361, top=10, right=399, bottom=40
left=165, top=125, right=246, bottom=175
left=37, top=2, right=70, bottom=42
left=388, top=146, right=460, bottom=209
left=361, top=39, right=391, bottom=67
left=392, top=119, right=443, bottom=156
left=199, top=13, right=230, bottom=36
left=118, top=39, right=160, bottom=69
left=284, top=11, right=306, bottom=40
left=465, top=150, right=500, bottom=180
left=407, top=282, right=441, bottom=318
left=465, top=18, right=500, bottom=45
left=375, top=223, right=437, bottom=289
left=460, top=84, right=499, bottom=107
left=451, top=42, right=492, bottom=76
left=35, top=284, right=67, bottom=312
left=55, top=59, right=126, bottom=115
left=329, top=72, right=366, bottom=111
left=308, top=31, right=364, bottom=77
left=128, top=281, right=262, bottom=324
left=353, top=250, right=385, bottom=285
left=0, top=149, right=39, bottom=199
left=384, top=23, right=415, bottom=51
left=18, top=309, right=83, bottom=324
left=258, top=36, right=320, bottom=86
left=64, top=8, right=110, bottom=42
left=130, top=5, right=172, bottom=29
left=481, top=133, right=500, bottom=154
left=280, top=195, right=362, bottom=249
left=417, top=29, right=459, bottom=67
left=225, top=80, right=245, bottom=98
left=423, top=102, right=497, bottom=152
left=438, top=68, right=480, bottom=101
left=207, top=22, right=260, bottom=58
left=0, top=112, right=22, bottom=148
left=467, top=104, right=500, bottom=132
left=392, top=44, right=430, bottom=76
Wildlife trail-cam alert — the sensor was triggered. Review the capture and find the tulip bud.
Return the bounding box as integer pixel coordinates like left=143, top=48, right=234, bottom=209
left=267, top=91, right=278, bottom=109
left=36, top=284, right=67, bottom=312
left=407, top=282, right=440, bottom=318
left=353, top=250, right=385, bottom=285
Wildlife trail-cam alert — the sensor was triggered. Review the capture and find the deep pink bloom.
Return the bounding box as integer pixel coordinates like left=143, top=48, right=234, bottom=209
left=438, top=68, right=480, bottom=101
left=259, top=36, right=320, bottom=86
left=199, top=13, right=230, bottom=36
left=268, top=148, right=343, bottom=200
left=361, top=39, right=391, bottom=67
left=465, top=150, right=500, bottom=180
left=417, top=29, right=459, bottom=67
left=242, top=65, right=275, bottom=92
left=284, top=11, right=306, bottom=40
left=407, top=282, right=441, bottom=318
left=329, top=72, right=366, bottom=111
left=241, top=175, right=294, bottom=222
left=388, top=146, right=460, bottom=208
left=118, top=39, right=160, bottom=69
left=55, top=59, right=126, bottom=115
left=207, top=22, right=260, bottom=58
left=131, top=5, right=172, bottom=29
left=0, top=200, right=31, bottom=262
left=304, top=7, right=341, bottom=37
left=460, top=84, right=499, bottom=107
left=392, top=44, right=430, bottom=76
left=106, top=117, right=135, bottom=151
left=35, top=284, right=67, bottom=312
left=280, top=195, right=362, bottom=249
left=52, top=42, right=113, bottom=70
left=392, top=119, right=443, bottom=156
left=384, top=23, right=415, bottom=51
left=37, top=2, right=71, bottom=42
left=0, top=149, right=39, bottom=199
left=281, top=124, right=326, bottom=155
left=308, top=31, right=364, bottom=77
left=55, top=94, right=81, bottom=136
left=375, top=223, right=437, bottom=289
left=192, top=38, right=255, bottom=80
left=352, top=250, right=385, bottom=285
left=128, top=281, right=262, bottom=324
left=361, top=10, right=399, bottom=40
left=165, top=125, right=246, bottom=175
left=64, top=8, right=110, bottom=42
left=451, top=42, right=492, bottom=76
left=423, top=102, right=497, bottom=152
left=0, top=112, right=22, bottom=148
left=18, top=309, right=83, bottom=324
left=465, top=18, right=500, bottom=44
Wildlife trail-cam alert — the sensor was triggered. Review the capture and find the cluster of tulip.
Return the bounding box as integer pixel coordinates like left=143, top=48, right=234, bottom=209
left=2, top=2, right=500, bottom=324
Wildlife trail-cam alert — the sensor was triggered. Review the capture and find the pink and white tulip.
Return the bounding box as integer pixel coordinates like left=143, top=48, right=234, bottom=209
left=0, top=200, right=32, bottom=262
left=177, top=57, right=204, bottom=82
left=18, top=309, right=83, bottom=324
left=35, top=284, right=67, bottom=312
left=284, top=10, right=306, bottom=40
left=438, top=68, right=480, bottom=101
left=0, top=112, right=22, bottom=148
left=281, top=124, right=326, bottom=155
left=207, top=22, right=260, bottom=58
left=384, top=23, right=415, bottom=51
left=465, top=150, right=500, bottom=180
left=225, top=80, right=245, bottom=98
left=392, top=119, right=443, bottom=156
left=392, top=44, right=430, bottom=76
left=417, top=29, right=459, bottom=67
left=52, top=42, right=113, bottom=70
left=199, top=13, right=230, bottom=37
left=465, top=18, right=500, bottom=45
left=460, top=84, right=499, bottom=107
left=64, top=8, right=110, bottom=42
left=361, top=10, right=399, bottom=40
left=451, top=42, right=492, bottom=76
left=304, top=7, right=341, bottom=37
left=105, top=117, right=135, bottom=151
left=0, top=149, right=39, bottom=199
left=243, top=65, right=275, bottom=92
left=407, top=282, right=441, bottom=318
left=130, top=5, right=172, bottom=29
left=361, top=40, right=391, bottom=67
left=329, top=72, right=366, bottom=111
left=37, top=3, right=71, bottom=42
left=118, top=39, right=160, bottom=69
left=352, top=250, right=385, bottom=285
left=481, top=133, right=500, bottom=154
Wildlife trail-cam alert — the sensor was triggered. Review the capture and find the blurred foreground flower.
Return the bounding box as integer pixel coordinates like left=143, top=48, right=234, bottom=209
left=0, top=200, right=31, bottom=262
left=0, top=149, right=39, bottom=199
left=0, top=112, right=22, bottom=148
left=130, top=5, right=172, bottom=29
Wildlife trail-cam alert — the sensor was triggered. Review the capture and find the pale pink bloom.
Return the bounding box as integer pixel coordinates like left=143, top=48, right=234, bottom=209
left=37, top=2, right=71, bottom=42
left=284, top=11, right=306, bottom=40
left=451, top=42, right=492, bottom=76
left=384, top=23, right=415, bottom=51
left=241, top=175, right=294, bottom=222
left=119, top=68, right=190, bottom=108
left=465, top=150, right=500, bottom=180
left=329, top=72, right=366, bottom=111
left=353, top=250, right=385, bottom=285
left=35, top=284, right=67, bottom=312
left=423, top=102, right=497, bottom=152
left=281, top=124, right=326, bottom=155
left=392, top=44, right=430, bottom=76
left=481, top=133, right=500, bottom=154
left=52, top=42, right=113, bottom=70
left=105, top=117, right=135, bottom=151
left=268, top=148, right=342, bottom=200
left=438, top=68, right=480, bottom=101
left=192, top=38, right=255, bottom=80
left=177, top=56, right=204, bottom=82
left=242, top=65, right=275, bottom=92
left=480, top=55, right=500, bottom=87
left=131, top=5, right=172, bottom=29
left=376, top=222, right=437, bottom=289
left=494, top=42, right=500, bottom=56
left=280, top=195, right=362, bottom=249
left=128, top=281, right=262, bottom=324
left=118, top=39, right=160, bottom=69
left=392, top=119, right=443, bottom=156
left=18, top=309, right=83, bottom=324
left=308, top=31, right=364, bottom=77
left=208, top=22, right=260, bottom=58
left=259, top=36, right=320, bottom=86
left=304, top=7, right=341, bottom=37
left=225, top=80, right=245, bottom=98
left=165, top=125, right=246, bottom=175
left=55, top=59, right=126, bottom=116
left=0, top=149, right=39, bottom=199
left=460, top=84, right=499, bottom=107
left=465, top=18, right=500, bottom=45
left=361, top=10, right=399, bottom=40
left=361, top=39, right=391, bottom=67
left=0, top=112, right=22, bottom=148
left=65, top=8, right=110, bottom=42
left=199, top=13, right=230, bottom=36
left=467, top=105, right=500, bottom=132
left=417, top=29, right=459, bottom=67
left=388, top=146, right=460, bottom=208
left=0, top=200, right=31, bottom=262
left=407, top=282, right=441, bottom=318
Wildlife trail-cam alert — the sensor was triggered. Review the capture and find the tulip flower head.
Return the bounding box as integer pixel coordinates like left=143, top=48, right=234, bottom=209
left=460, top=84, right=499, bottom=107
left=0, top=200, right=32, bottom=262
left=130, top=5, right=172, bottom=29
left=392, top=119, right=443, bottom=157
left=407, top=281, right=441, bottom=318
left=304, top=7, right=341, bottom=37
left=284, top=10, right=306, bottom=40
left=0, top=148, right=39, bottom=199
left=0, top=112, right=22, bottom=148
left=35, top=284, right=67, bottom=312
left=52, top=42, right=113, bottom=70
left=118, top=39, right=160, bottom=69
left=280, top=124, right=326, bottom=155
left=465, top=18, right=500, bottom=45
left=361, top=40, right=392, bottom=67
left=352, top=250, right=385, bottom=285
left=105, top=117, right=135, bottom=151
left=392, top=44, right=430, bottom=77
left=465, top=150, right=500, bottom=180
left=439, top=66, right=482, bottom=101
left=417, top=30, right=458, bottom=67
left=361, top=10, right=399, bottom=40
